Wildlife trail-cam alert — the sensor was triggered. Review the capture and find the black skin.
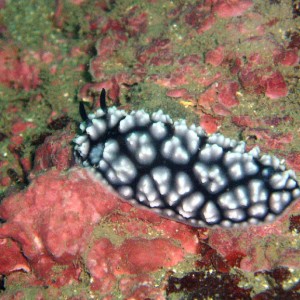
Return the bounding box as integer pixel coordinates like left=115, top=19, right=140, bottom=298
left=79, top=88, right=107, bottom=121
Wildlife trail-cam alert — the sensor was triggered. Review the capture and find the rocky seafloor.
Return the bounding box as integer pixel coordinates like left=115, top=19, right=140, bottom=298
left=0, top=0, right=300, bottom=299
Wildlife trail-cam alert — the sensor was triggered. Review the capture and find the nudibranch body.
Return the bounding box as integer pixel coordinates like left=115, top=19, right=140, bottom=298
left=74, top=89, right=300, bottom=228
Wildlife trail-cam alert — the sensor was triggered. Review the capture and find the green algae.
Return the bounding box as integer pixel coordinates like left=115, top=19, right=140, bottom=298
left=1, top=275, right=94, bottom=300
left=128, top=81, right=198, bottom=124
left=235, top=269, right=272, bottom=296
left=236, top=267, right=300, bottom=298
left=2, top=0, right=55, bottom=49
left=1, top=0, right=96, bottom=50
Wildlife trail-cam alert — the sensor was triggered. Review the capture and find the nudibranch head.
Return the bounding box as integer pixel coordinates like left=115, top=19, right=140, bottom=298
left=74, top=89, right=300, bottom=228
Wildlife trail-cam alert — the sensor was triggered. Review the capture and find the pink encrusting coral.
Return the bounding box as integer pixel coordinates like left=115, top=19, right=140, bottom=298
left=0, top=166, right=198, bottom=297
left=213, top=0, right=253, bottom=18
left=0, top=44, right=41, bottom=91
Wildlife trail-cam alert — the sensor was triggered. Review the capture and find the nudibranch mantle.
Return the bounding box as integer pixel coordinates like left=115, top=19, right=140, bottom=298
left=74, top=89, right=300, bottom=228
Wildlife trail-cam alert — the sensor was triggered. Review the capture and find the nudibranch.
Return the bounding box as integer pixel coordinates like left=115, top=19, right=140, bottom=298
left=74, top=89, right=300, bottom=228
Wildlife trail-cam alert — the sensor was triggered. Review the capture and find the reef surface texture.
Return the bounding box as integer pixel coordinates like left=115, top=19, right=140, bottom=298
left=0, top=0, right=300, bottom=299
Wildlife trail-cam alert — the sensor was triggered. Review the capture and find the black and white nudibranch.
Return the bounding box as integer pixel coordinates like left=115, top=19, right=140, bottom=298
left=74, top=89, right=300, bottom=228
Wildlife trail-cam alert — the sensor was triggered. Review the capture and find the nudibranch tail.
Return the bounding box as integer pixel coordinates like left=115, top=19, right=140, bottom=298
left=74, top=89, right=300, bottom=228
